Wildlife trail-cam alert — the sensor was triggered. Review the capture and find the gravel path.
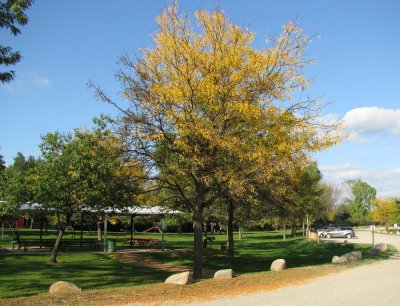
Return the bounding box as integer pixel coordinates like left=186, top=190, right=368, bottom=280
left=184, top=230, right=400, bottom=306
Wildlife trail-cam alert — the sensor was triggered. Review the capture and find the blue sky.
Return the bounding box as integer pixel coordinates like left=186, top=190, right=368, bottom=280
left=1, top=0, right=399, bottom=198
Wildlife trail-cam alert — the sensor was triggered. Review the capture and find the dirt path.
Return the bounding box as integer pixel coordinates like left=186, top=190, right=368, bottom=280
left=181, top=231, right=400, bottom=306
left=110, top=249, right=190, bottom=273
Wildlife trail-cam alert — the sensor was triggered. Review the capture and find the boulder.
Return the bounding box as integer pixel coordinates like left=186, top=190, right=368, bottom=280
left=214, top=269, right=235, bottom=279
left=370, top=248, right=380, bottom=256
left=372, top=243, right=389, bottom=253
left=270, top=259, right=287, bottom=271
left=49, top=281, right=81, bottom=294
left=332, top=251, right=362, bottom=264
left=332, top=256, right=344, bottom=264
left=165, top=271, right=192, bottom=285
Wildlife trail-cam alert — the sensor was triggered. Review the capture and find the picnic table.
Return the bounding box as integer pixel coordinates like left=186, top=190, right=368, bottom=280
left=18, top=238, right=102, bottom=252
left=129, top=238, right=163, bottom=248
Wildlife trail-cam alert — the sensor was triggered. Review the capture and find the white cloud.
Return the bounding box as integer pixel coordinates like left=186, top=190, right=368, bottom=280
left=1, top=73, right=52, bottom=93
left=342, top=107, right=400, bottom=142
left=320, top=163, right=363, bottom=181
left=30, top=76, right=51, bottom=87
left=320, top=163, right=400, bottom=198
left=318, top=113, right=340, bottom=125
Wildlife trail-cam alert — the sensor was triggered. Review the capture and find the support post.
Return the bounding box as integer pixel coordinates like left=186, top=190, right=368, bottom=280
left=371, top=224, right=375, bottom=246
left=130, top=214, right=134, bottom=248
left=103, top=213, right=108, bottom=252
left=80, top=212, right=83, bottom=248
left=161, top=215, right=165, bottom=251
left=39, top=215, right=43, bottom=248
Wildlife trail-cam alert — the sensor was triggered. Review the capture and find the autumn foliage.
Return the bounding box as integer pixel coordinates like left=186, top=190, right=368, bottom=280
left=96, top=4, right=341, bottom=278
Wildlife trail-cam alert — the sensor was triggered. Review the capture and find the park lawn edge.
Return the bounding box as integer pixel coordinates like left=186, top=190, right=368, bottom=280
left=0, top=260, right=384, bottom=306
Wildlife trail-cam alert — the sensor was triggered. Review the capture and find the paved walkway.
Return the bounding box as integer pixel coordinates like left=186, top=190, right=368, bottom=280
left=184, top=230, right=400, bottom=306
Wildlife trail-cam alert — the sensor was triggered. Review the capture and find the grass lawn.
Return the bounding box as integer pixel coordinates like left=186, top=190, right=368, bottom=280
left=0, top=230, right=395, bottom=299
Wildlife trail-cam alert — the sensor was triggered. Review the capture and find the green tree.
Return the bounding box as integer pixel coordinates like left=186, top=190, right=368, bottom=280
left=345, top=179, right=376, bottom=225
left=318, top=183, right=341, bottom=222
left=0, top=0, right=33, bottom=83
left=0, top=153, right=6, bottom=172
left=296, top=164, right=323, bottom=233
left=0, top=152, right=39, bottom=218
left=37, top=126, right=141, bottom=264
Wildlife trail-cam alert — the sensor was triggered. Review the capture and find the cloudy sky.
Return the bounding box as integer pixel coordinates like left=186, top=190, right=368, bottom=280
left=1, top=0, right=399, bottom=198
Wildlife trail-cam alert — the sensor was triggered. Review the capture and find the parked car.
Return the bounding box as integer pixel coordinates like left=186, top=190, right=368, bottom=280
left=323, top=226, right=355, bottom=239
left=316, top=224, right=336, bottom=237
left=317, top=227, right=328, bottom=237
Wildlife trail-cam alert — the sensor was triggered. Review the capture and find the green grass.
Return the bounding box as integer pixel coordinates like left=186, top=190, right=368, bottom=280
left=137, top=231, right=395, bottom=273
left=0, top=230, right=396, bottom=298
left=0, top=252, right=169, bottom=298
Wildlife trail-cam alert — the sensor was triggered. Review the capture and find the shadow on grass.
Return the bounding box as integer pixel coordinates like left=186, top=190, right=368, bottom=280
left=0, top=231, right=395, bottom=298
left=0, top=252, right=168, bottom=298
left=139, top=237, right=395, bottom=275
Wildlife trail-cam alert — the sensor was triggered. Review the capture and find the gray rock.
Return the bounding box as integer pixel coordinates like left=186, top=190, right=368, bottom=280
left=270, top=259, right=287, bottom=271
left=332, top=251, right=362, bottom=264
left=370, top=248, right=380, bottom=256
left=49, top=281, right=81, bottom=294
left=372, top=243, right=389, bottom=253
left=332, top=256, right=343, bottom=264
left=165, top=271, right=192, bottom=285
left=214, top=269, right=235, bottom=279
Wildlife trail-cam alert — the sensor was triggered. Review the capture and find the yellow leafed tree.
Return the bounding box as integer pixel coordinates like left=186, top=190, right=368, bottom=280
left=371, top=198, right=399, bottom=229
left=94, top=4, right=341, bottom=278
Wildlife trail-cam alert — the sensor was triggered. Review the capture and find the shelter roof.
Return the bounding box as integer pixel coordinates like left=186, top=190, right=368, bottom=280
left=18, top=203, right=181, bottom=216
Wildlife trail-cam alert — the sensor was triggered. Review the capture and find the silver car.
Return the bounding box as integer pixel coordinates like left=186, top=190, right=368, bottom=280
left=324, top=226, right=355, bottom=239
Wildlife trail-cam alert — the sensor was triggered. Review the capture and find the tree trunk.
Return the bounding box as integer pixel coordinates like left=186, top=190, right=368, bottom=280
left=192, top=206, right=204, bottom=279
left=283, top=223, right=286, bottom=241
left=238, top=227, right=243, bottom=240
left=203, top=222, right=208, bottom=238
left=48, top=217, right=70, bottom=264
left=227, top=200, right=235, bottom=268
left=97, top=215, right=103, bottom=241
left=178, top=219, right=182, bottom=235
left=97, top=221, right=102, bottom=241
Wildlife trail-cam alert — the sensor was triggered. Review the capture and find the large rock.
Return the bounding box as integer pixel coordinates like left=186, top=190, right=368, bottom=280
left=372, top=243, right=389, bottom=253
left=270, top=259, right=287, bottom=271
left=49, top=281, right=81, bottom=294
left=332, top=256, right=343, bottom=264
left=332, top=251, right=362, bottom=264
left=165, top=271, right=192, bottom=285
left=214, top=269, right=235, bottom=279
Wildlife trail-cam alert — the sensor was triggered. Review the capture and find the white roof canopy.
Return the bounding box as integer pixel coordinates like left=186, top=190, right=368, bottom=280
left=18, top=203, right=181, bottom=215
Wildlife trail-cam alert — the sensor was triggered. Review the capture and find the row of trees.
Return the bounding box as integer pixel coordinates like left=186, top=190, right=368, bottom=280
left=0, top=121, right=142, bottom=263
left=1, top=4, right=343, bottom=277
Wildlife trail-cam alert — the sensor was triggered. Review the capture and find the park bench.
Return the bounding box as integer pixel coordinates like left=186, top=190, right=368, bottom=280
left=19, top=239, right=54, bottom=251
